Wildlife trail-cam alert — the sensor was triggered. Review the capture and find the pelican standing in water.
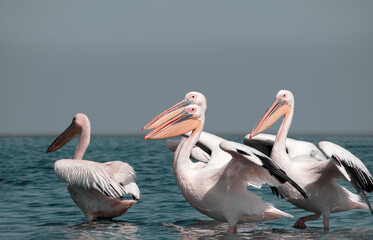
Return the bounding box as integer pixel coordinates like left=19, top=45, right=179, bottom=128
left=248, top=90, right=373, bottom=230
left=144, top=101, right=308, bottom=233
left=46, top=113, right=140, bottom=222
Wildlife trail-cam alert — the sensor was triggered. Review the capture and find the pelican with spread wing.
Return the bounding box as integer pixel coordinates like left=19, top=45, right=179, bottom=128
left=144, top=96, right=308, bottom=233
left=247, top=90, right=373, bottom=230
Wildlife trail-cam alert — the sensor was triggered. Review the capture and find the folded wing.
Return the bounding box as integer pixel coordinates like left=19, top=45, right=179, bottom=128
left=54, top=159, right=140, bottom=200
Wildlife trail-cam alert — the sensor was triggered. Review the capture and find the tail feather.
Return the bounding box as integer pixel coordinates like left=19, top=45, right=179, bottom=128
left=264, top=207, right=293, bottom=220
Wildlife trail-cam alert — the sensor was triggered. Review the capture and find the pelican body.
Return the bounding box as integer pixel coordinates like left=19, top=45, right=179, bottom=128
left=143, top=93, right=308, bottom=233
left=46, top=113, right=140, bottom=222
left=248, top=90, right=373, bottom=230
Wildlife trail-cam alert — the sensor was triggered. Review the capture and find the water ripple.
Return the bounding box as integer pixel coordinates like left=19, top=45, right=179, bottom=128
left=1, top=136, right=373, bottom=239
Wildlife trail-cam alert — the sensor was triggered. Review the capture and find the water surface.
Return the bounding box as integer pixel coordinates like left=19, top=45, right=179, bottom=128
left=1, top=135, right=373, bottom=239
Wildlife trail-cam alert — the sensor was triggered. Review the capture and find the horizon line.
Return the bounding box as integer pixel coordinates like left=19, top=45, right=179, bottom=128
left=1, top=131, right=373, bottom=138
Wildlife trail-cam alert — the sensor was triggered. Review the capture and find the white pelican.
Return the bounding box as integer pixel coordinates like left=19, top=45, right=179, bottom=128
left=248, top=90, right=373, bottom=230
left=46, top=113, right=140, bottom=222
left=144, top=103, right=308, bottom=233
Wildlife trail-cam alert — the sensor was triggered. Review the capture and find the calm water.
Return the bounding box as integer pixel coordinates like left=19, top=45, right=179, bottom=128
left=1, top=135, right=373, bottom=239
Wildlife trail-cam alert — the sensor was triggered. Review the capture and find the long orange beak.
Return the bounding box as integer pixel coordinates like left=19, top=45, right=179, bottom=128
left=46, top=120, right=81, bottom=153
left=144, top=109, right=201, bottom=140
left=142, top=98, right=194, bottom=131
left=249, top=98, right=291, bottom=139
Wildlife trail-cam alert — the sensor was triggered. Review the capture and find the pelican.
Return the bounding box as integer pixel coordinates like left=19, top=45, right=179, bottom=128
left=248, top=90, right=373, bottom=230
left=46, top=113, right=140, bottom=222
left=144, top=103, right=308, bottom=233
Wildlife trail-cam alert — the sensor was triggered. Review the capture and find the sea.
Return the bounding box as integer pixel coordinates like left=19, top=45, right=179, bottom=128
left=1, top=135, right=373, bottom=239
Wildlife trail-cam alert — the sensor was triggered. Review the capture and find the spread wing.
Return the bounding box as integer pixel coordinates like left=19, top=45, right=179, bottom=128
left=219, top=141, right=308, bottom=200
left=54, top=159, right=140, bottom=200
left=319, top=141, right=373, bottom=213
left=167, top=138, right=210, bottom=163
left=167, top=131, right=231, bottom=167
left=244, top=133, right=327, bottom=161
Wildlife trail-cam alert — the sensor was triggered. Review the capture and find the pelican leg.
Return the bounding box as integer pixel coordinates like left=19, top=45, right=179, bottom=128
left=228, top=225, right=237, bottom=233
left=84, top=212, right=94, bottom=222
left=323, top=215, right=329, bottom=231
left=293, top=213, right=321, bottom=229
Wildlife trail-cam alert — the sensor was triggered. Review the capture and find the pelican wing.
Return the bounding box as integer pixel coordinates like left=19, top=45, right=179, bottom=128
left=219, top=141, right=308, bottom=200
left=167, top=131, right=231, bottom=167
left=103, top=161, right=140, bottom=200
left=244, top=133, right=327, bottom=161
left=167, top=138, right=210, bottom=163
left=54, top=159, right=140, bottom=200
left=187, top=131, right=230, bottom=165
left=319, top=141, right=373, bottom=213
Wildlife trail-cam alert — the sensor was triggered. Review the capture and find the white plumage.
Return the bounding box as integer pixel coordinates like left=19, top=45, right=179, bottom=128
left=144, top=99, right=307, bottom=233
left=247, top=90, right=373, bottom=229
left=47, top=113, right=140, bottom=221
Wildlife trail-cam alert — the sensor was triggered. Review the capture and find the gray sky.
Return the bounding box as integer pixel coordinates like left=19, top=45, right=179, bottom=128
left=1, top=1, right=372, bottom=136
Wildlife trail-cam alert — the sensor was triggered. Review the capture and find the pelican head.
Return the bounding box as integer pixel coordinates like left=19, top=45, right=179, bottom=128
left=144, top=104, right=204, bottom=140
left=250, top=90, right=294, bottom=139
left=46, top=113, right=90, bottom=153
left=142, top=91, right=207, bottom=131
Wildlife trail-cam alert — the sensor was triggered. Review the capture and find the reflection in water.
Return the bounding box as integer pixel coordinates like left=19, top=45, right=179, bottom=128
left=58, top=220, right=140, bottom=239
left=164, top=220, right=373, bottom=240
left=163, top=220, right=231, bottom=240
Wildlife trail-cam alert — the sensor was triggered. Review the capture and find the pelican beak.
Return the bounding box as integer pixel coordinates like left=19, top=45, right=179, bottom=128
left=142, top=98, right=194, bottom=131
left=46, top=120, right=82, bottom=153
left=249, top=98, right=291, bottom=139
left=144, top=109, right=201, bottom=140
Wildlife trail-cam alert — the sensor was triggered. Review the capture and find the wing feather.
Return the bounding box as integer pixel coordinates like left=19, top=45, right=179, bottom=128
left=219, top=141, right=308, bottom=200
left=319, top=141, right=373, bottom=213
left=167, top=138, right=210, bottom=163
left=54, top=159, right=140, bottom=200
left=244, top=133, right=327, bottom=161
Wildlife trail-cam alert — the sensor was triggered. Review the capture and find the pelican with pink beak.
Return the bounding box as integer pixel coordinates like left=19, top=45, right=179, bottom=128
left=142, top=91, right=206, bottom=131
left=248, top=90, right=373, bottom=230
left=46, top=113, right=140, bottom=222
left=144, top=100, right=308, bottom=233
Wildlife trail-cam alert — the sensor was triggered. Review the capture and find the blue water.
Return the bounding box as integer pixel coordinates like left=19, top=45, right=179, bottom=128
left=1, top=135, right=373, bottom=239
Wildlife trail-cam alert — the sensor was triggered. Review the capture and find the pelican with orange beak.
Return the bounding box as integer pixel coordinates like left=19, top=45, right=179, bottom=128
left=142, top=91, right=206, bottom=131
left=247, top=89, right=373, bottom=230
left=144, top=103, right=308, bottom=233
left=143, top=91, right=224, bottom=166
left=46, top=113, right=140, bottom=222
